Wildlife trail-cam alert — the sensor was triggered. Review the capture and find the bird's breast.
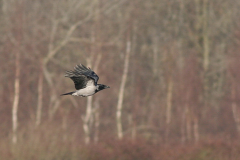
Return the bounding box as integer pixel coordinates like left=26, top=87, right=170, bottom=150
left=72, top=85, right=97, bottom=96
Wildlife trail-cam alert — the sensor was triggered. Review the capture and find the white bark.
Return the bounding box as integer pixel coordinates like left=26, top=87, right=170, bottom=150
left=83, top=59, right=93, bottom=144
left=36, top=64, right=43, bottom=126
left=92, top=54, right=102, bottom=143
left=84, top=95, right=93, bottom=144
left=82, top=0, right=102, bottom=143
left=116, top=40, right=131, bottom=139
left=12, top=51, right=20, bottom=144
left=83, top=52, right=102, bottom=144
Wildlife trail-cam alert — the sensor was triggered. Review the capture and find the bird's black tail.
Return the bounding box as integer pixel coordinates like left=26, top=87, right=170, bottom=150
left=61, top=91, right=75, bottom=96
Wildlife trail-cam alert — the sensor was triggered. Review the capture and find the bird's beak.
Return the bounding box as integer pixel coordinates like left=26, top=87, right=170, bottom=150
left=106, top=86, right=110, bottom=88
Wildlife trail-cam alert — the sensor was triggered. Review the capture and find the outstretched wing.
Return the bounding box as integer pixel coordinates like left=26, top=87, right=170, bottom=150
left=74, top=64, right=99, bottom=85
left=65, top=71, right=90, bottom=90
left=65, top=64, right=99, bottom=90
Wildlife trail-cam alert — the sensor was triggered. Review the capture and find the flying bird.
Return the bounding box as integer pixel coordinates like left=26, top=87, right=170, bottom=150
left=61, top=64, right=110, bottom=97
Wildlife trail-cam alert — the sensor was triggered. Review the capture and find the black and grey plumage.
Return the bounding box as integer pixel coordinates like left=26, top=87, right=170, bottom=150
left=61, top=64, right=110, bottom=97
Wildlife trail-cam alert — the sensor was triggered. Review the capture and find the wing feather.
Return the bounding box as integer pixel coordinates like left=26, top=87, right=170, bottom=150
left=65, top=64, right=99, bottom=90
left=74, top=64, right=99, bottom=85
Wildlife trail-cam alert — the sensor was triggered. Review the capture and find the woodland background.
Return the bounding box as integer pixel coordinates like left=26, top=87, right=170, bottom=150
left=1, top=0, right=240, bottom=159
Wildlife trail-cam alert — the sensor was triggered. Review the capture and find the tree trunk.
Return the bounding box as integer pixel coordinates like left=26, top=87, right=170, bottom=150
left=202, top=0, right=210, bottom=101
left=181, top=109, right=186, bottom=144
left=231, top=85, right=240, bottom=134
left=165, top=78, right=173, bottom=142
left=94, top=98, right=100, bottom=143
left=82, top=0, right=102, bottom=143
left=116, top=40, right=131, bottom=139
left=36, top=62, right=43, bottom=126
left=193, top=116, right=199, bottom=143
left=152, top=32, right=159, bottom=76
left=11, top=1, right=23, bottom=144
left=43, top=64, right=59, bottom=120
left=83, top=59, right=93, bottom=144
left=186, top=108, right=192, bottom=141
left=12, top=51, right=20, bottom=144
left=202, top=0, right=209, bottom=72
left=92, top=54, right=102, bottom=143
left=185, top=90, right=192, bottom=142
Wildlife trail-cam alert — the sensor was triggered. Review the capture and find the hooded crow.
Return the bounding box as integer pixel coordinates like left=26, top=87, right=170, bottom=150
left=61, top=64, right=110, bottom=97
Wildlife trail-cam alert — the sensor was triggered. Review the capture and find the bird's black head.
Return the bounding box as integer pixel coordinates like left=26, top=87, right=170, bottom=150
left=96, top=84, right=110, bottom=92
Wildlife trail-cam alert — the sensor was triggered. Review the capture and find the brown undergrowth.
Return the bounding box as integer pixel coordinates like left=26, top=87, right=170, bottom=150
left=1, top=132, right=240, bottom=160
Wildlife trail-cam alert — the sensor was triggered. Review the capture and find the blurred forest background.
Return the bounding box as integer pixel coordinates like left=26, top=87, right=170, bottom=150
left=1, top=0, right=240, bottom=159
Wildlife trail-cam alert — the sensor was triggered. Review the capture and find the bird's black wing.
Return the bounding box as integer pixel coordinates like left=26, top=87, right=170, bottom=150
left=74, top=64, right=99, bottom=85
left=65, top=64, right=99, bottom=90
left=65, top=70, right=90, bottom=90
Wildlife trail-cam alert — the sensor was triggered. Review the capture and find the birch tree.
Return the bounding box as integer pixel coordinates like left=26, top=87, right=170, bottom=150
left=116, top=38, right=131, bottom=139
left=36, top=61, right=43, bottom=126
left=12, top=50, right=20, bottom=144
left=10, top=0, right=24, bottom=144
left=82, top=59, right=94, bottom=144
